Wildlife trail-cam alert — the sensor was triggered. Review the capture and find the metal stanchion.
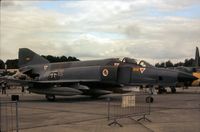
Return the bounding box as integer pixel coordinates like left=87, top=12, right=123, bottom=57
left=16, top=101, right=19, bottom=132
left=0, top=101, right=19, bottom=132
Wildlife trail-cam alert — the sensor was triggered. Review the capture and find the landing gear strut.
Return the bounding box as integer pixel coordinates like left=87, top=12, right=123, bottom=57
left=45, top=94, right=55, bottom=101
left=158, top=87, right=167, bottom=94
left=170, top=87, right=176, bottom=93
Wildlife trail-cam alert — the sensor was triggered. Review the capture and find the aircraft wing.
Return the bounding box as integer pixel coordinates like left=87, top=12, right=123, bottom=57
left=0, top=77, right=99, bottom=85
left=0, top=77, right=31, bottom=85
left=35, top=79, right=100, bottom=83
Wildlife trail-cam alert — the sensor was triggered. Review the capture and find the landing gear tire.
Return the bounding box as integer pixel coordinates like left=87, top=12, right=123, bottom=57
left=45, top=94, right=55, bottom=101
left=146, top=96, right=154, bottom=103
left=90, top=95, right=100, bottom=99
left=158, top=89, right=163, bottom=94
left=158, top=88, right=167, bottom=94
left=171, top=87, right=176, bottom=93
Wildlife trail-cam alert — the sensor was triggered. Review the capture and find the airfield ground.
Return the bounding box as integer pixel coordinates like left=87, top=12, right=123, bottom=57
left=0, top=87, right=200, bottom=132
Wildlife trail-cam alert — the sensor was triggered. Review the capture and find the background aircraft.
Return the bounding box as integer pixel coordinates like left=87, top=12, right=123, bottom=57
left=174, top=47, right=199, bottom=73
left=173, top=47, right=200, bottom=89
left=156, top=47, right=200, bottom=94
left=0, top=48, right=197, bottom=102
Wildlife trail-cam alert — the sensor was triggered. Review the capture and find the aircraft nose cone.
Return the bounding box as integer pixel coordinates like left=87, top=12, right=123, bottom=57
left=177, top=72, right=198, bottom=83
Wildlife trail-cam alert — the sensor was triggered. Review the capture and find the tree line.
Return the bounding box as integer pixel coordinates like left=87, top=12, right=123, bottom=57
left=155, top=58, right=198, bottom=67
left=0, top=55, right=79, bottom=69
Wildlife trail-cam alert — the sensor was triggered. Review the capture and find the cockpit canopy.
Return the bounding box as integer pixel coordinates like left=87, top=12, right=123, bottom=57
left=121, top=57, right=153, bottom=67
left=138, top=60, right=153, bottom=67
left=122, top=57, right=137, bottom=64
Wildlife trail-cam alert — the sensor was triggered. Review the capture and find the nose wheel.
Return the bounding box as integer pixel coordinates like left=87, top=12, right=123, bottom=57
left=45, top=94, right=55, bottom=101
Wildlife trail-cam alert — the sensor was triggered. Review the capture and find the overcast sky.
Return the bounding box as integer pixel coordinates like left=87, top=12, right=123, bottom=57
left=0, top=0, right=200, bottom=64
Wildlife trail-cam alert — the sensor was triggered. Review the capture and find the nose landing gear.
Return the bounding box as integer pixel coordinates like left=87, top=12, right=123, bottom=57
left=45, top=94, right=55, bottom=101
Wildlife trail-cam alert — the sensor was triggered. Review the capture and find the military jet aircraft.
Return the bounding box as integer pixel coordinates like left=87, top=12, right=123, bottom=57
left=156, top=47, right=200, bottom=94
left=174, top=47, right=200, bottom=73
left=0, top=48, right=197, bottom=102
left=173, top=47, right=200, bottom=89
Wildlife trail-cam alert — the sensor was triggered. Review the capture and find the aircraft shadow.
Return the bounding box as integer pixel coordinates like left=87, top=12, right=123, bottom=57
left=18, top=95, right=109, bottom=103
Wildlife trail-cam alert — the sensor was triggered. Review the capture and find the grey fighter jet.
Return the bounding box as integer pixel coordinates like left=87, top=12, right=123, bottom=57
left=170, top=47, right=200, bottom=92
left=175, top=47, right=200, bottom=73
left=0, top=48, right=197, bottom=101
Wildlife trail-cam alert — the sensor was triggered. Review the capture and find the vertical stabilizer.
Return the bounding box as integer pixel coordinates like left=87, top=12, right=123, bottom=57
left=18, top=48, right=49, bottom=68
left=195, top=47, right=200, bottom=67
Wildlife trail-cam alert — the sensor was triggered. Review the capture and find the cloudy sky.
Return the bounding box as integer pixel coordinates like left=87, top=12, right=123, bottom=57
left=1, top=0, right=200, bottom=64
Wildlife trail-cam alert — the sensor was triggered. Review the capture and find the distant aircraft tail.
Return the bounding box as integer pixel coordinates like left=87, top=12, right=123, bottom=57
left=195, top=47, right=200, bottom=67
left=18, top=48, right=49, bottom=68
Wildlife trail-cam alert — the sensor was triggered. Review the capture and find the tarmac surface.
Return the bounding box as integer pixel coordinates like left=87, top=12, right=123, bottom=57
left=0, top=87, right=200, bottom=132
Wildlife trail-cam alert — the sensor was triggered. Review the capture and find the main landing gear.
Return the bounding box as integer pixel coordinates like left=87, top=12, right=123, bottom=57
left=170, top=86, right=176, bottom=93
left=158, top=87, right=167, bottom=94
left=158, top=86, right=177, bottom=94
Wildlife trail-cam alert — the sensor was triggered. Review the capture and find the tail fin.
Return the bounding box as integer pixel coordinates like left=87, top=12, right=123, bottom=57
left=18, top=48, right=49, bottom=68
left=195, top=47, right=200, bottom=67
